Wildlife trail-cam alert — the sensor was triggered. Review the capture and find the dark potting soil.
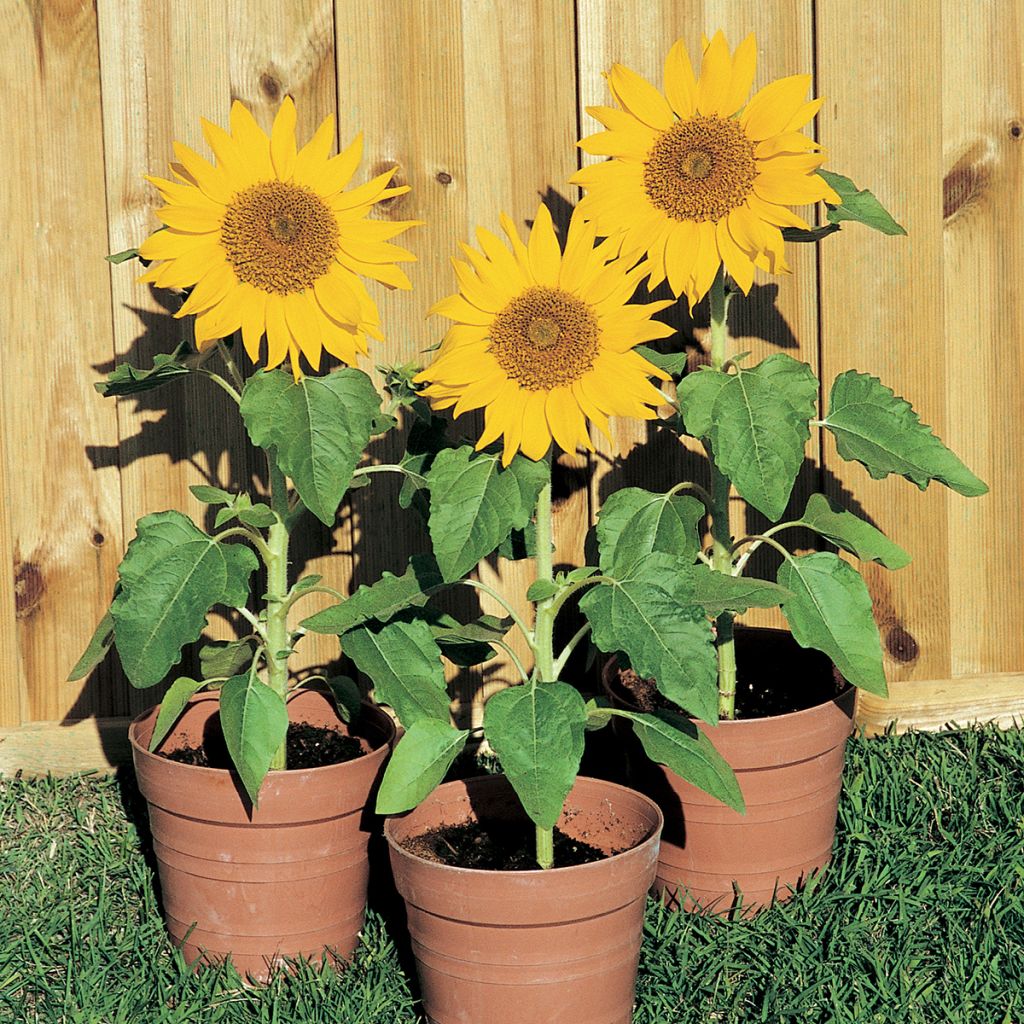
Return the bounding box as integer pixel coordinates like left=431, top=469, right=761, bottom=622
left=162, top=721, right=364, bottom=770
left=403, top=821, right=614, bottom=870
left=618, top=630, right=845, bottom=720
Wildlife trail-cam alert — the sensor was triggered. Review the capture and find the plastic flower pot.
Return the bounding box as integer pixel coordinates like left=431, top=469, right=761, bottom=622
left=385, top=774, right=662, bottom=1024
left=603, top=628, right=855, bottom=914
left=129, top=686, right=394, bottom=981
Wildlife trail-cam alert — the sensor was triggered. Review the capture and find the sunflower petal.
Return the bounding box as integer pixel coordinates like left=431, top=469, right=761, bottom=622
left=519, top=391, right=551, bottom=462
left=228, top=101, right=274, bottom=179
left=270, top=96, right=298, bottom=179
left=663, top=38, right=697, bottom=118
left=315, top=133, right=364, bottom=196
left=527, top=204, right=562, bottom=285
left=741, top=75, right=813, bottom=141
left=695, top=31, right=732, bottom=116
left=240, top=287, right=268, bottom=362
left=314, top=269, right=363, bottom=326
left=722, top=34, right=757, bottom=116
left=753, top=169, right=839, bottom=205
left=283, top=291, right=323, bottom=371
left=264, top=296, right=291, bottom=370
left=546, top=387, right=592, bottom=455
left=664, top=220, right=700, bottom=298
left=293, top=114, right=335, bottom=186
left=717, top=217, right=755, bottom=294
left=607, top=63, right=674, bottom=131
left=172, top=142, right=235, bottom=204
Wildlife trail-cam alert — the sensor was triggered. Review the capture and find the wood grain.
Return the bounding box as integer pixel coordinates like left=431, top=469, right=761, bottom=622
left=1, top=0, right=125, bottom=724
left=333, top=0, right=582, bottom=724
left=576, top=2, right=819, bottom=638
left=816, top=0, right=952, bottom=690
left=0, top=718, right=132, bottom=777
left=940, top=0, right=1023, bottom=679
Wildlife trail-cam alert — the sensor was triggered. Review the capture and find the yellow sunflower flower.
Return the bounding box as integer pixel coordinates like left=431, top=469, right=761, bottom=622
left=571, top=31, right=840, bottom=309
left=414, top=204, right=673, bottom=466
left=137, top=97, right=419, bottom=379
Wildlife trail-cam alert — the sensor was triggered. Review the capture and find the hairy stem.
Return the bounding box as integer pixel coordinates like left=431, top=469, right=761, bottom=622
left=264, top=458, right=291, bottom=770
left=531, top=468, right=556, bottom=869
left=706, top=267, right=738, bottom=720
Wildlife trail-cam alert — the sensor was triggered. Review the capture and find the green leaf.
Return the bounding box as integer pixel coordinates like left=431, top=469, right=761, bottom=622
left=483, top=682, right=586, bottom=831
left=219, top=673, right=289, bottom=807
left=778, top=552, right=887, bottom=696
left=750, top=354, right=819, bottom=419
left=781, top=224, right=842, bottom=243
left=635, top=344, right=687, bottom=376
left=290, top=574, right=323, bottom=596
left=111, top=511, right=259, bottom=687
left=796, top=493, right=911, bottom=569
left=189, top=485, right=234, bottom=506
left=427, top=612, right=511, bottom=668
left=819, top=169, right=907, bottom=236
left=677, top=367, right=730, bottom=438
left=198, top=638, right=256, bottom=680
left=106, top=246, right=141, bottom=264
left=584, top=696, right=614, bottom=731
left=236, top=504, right=278, bottom=528
left=660, top=562, right=791, bottom=615
left=427, top=446, right=548, bottom=582
left=148, top=676, right=208, bottom=752
left=612, top=708, right=744, bottom=812
left=581, top=570, right=718, bottom=723
left=596, top=487, right=704, bottom=575
left=375, top=720, right=470, bottom=814
left=324, top=675, right=362, bottom=723
left=379, top=361, right=433, bottom=423
left=823, top=372, right=987, bottom=497
left=708, top=360, right=816, bottom=521
left=240, top=367, right=382, bottom=525
left=526, top=579, right=559, bottom=602
left=68, top=607, right=117, bottom=681
left=96, top=341, right=193, bottom=397
left=302, top=554, right=443, bottom=635
left=342, top=617, right=449, bottom=727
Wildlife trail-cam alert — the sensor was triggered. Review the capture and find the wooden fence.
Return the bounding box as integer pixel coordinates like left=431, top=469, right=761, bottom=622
left=1, top=0, right=1021, bottom=772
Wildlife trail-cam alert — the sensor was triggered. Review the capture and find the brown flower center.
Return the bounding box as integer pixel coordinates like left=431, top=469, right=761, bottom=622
left=643, top=115, right=757, bottom=222
left=489, top=286, right=600, bottom=391
left=220, top=181, right=339, bottom=293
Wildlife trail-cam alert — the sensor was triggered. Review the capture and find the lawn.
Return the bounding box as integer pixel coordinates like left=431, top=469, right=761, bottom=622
left=1, top=726, right=1021, bottom=1023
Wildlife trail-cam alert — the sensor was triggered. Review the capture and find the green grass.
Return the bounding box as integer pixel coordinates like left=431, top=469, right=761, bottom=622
left=1, top=727, right=1022, bottom=1023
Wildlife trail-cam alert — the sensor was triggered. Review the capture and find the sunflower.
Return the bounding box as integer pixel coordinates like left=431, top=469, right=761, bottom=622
left=137, top=97, right=419, bottom=379
left=414, top=204, right=673, bottom=466
left=571, top=31, right=840, bottom=309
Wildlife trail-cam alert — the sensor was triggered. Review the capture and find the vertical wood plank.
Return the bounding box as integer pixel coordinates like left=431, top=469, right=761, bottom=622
left=816, top=0, right=951, bottom=687
left=0, top=379, right=20, bottom=726
left=334, top=0, right=582, bottom=722
left=1, top=0, right=125, bottom=723
left=940, top=0, right=1023, bottom=678
left=576, top=0, right=819, bottom=635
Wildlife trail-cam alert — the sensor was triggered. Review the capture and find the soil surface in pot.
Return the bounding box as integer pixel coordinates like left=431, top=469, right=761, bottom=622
left=619, top=631, right=844, bottom=720
left=402, top=821, right=613, bottom=870
left=163, top=721, right=364, bottom=769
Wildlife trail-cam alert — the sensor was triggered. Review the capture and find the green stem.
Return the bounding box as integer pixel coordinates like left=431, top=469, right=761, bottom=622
left=532, top=466, right=556, bottom=870
left=264, top=459, right=291, bottom=771
left=706, top=267, right=738, bottom=721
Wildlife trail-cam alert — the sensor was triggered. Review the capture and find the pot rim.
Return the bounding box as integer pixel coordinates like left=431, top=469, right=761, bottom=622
left=601, top=653, right=855, bottom=730
left=128, top=688, right=396, bottom=779
left=383, top=773, right=664, bottom=878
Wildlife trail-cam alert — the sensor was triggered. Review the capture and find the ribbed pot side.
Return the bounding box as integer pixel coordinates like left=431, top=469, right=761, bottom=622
left=603, top=642, right=855, bottom=915
left=129, top=688, right=394, bottom=981
left=385, top=775, right=663, bottom=1024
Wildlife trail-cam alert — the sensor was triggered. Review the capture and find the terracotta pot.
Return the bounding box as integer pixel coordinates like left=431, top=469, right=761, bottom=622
left=129, top=686, right=394, bottom=980
left=603, top=629, right=855, bottom=915
left=385, top=774, right=662, bottom=1024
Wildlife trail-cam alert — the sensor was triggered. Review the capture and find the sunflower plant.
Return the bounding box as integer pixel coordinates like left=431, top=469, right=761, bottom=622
left=70, top=99, right=420, bottom=804
left=302, top=204, right=744, bottom=871
left=569, top=32, right=987, bottom=721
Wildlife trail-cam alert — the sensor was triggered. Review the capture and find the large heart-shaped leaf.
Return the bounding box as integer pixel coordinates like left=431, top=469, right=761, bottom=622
left=342, top=617, right=450, bottom=727
left=483, top=682, right=586, bottom=830
left=596, top=487, right=704, bottom=575
left=677, top=367, right=730, bottom=438
left=219, top=673, right=289, bottom=806
left=111, top=512, right=258, bottom=687
left=240, top=367, right=382, bottom=525
left=796, top=493, right=910, bottom=569
left=612, top=708, right=744, bottom=812
left=778, top=552, right=887, bottom=696
left=823, top=372, right=987, bottom=497
left=708, top=359, right=816, bottom=521
left=375, top=720, right=470, bottom=814
left=581, top=570, right=718, bottom=723
left=427, top=446, right=548, bottom=582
